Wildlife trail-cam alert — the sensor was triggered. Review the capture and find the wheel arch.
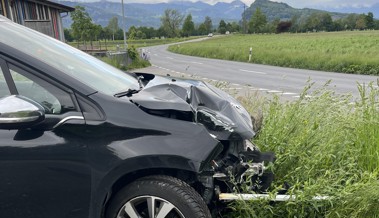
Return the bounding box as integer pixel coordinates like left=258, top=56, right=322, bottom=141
left=92, top=155, right=206, bottom=218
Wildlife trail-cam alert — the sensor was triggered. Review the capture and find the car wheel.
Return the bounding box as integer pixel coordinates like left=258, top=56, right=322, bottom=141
left=106, top=175, right=212, bottom=218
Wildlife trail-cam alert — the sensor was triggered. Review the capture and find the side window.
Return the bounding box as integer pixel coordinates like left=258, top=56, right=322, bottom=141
left=9, top=65, right=76, bottom=114
left=0, top=67, right=11, bottom=98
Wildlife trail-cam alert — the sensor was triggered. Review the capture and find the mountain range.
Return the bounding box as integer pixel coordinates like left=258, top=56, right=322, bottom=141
left=57, top=0, right=374, bottom=30
left=58, top=0, right=246, bottom=29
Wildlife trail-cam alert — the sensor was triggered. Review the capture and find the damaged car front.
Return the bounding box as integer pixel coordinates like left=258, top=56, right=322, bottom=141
left=128, top=72, right=277, bottom=213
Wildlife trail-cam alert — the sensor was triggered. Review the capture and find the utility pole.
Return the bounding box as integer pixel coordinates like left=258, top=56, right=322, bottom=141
left=243, top=4, right=246, bottom=34
left=121, top=0, right=127, bottom=49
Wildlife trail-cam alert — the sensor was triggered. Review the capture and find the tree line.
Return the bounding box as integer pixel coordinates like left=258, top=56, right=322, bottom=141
left=65, top=6, right=239, bottom=42
left=65, top=6, right=379, bottom=43
left=247, top=8, right=379, bottom=34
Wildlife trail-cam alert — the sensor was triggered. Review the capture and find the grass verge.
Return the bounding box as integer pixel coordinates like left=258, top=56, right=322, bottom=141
left=228, top=80, right=379, bottom=217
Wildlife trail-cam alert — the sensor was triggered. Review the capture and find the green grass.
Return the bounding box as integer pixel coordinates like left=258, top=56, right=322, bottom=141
left=69, top=36, right=202, bottom=51
left=168, top=31, right=379, bottom=75
left=227, top=81, right=379, bottom=218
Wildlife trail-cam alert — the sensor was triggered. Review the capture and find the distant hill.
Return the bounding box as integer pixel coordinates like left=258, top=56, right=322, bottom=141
left=316, top=4, right=379, bottom=18
left=244, top=0, right=351, bottom=22
left=57, top=0, right=246, bottom=29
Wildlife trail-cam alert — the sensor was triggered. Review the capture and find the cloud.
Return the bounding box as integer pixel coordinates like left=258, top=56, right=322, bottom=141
left=270, top=0, right=378, bottom=9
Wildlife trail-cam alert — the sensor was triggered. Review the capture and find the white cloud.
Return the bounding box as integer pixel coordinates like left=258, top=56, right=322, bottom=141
left=270, top=0, right=378, bottom=9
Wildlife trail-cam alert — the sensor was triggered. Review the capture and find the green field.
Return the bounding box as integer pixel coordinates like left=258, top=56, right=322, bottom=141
left=168, top=31, right=379, bottom=75
left=69, top=36, right=202, bottom=51
left=227, top=82, right=379, bottom=218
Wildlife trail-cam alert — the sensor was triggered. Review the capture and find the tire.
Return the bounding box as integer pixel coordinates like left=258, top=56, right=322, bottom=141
left=106, top=175, right=212, bottom=218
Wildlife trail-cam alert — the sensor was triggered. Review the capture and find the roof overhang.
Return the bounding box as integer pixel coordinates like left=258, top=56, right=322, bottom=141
left=27, top=0, right=75, bottom=12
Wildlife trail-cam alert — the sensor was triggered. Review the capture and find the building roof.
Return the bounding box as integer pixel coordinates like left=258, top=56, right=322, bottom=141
left=27, top=0, right=75, bottom=12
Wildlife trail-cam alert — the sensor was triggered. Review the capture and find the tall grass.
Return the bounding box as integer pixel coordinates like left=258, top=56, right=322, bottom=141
left=168, top=31, right=379, bottom=75
left=229, top=80, right=379, bottom=217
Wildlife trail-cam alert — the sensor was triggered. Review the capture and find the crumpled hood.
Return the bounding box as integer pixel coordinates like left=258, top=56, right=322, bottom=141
left=130, top=74, right=255, bottom=140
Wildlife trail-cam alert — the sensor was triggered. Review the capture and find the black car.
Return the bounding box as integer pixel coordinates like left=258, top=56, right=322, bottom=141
left=0, top=16, right=275, bottom=218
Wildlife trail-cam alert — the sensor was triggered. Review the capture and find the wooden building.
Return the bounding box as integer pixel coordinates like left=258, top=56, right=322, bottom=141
left=0, top=0, right=74, bottom=41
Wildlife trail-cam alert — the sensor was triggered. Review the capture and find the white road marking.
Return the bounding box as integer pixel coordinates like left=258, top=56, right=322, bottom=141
left=225, top=87, right=243, bottom=90
left=282, top=92, right=297, bottom=95
left=293, top=95, right=312, bottom=98
left=166, top=57, right=174, bottom=60
left=267, top=90, right=282, bottom=93
left=239, top=69, right=267, bottom=75
left=191, top=61, right=203, bottom=65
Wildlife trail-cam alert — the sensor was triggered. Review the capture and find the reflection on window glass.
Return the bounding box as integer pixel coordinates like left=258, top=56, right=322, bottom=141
left=10, top=69, right=62, bottom=114
left=0, top=69, right=10, bottom=98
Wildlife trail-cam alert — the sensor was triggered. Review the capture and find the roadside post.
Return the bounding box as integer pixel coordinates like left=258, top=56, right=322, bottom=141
left=249, top=47, right=252, bottom=62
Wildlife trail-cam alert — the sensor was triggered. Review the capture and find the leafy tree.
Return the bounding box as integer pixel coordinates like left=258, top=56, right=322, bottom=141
left=115, top=29, right=124, bottom=40
left=197, top=23, right=208, bottom=35
left=276, top=21, right=292, bottom=33
left=355, top=14, right=367, bottom=30
left=203, top=16, right=213, bottom=33
left=139, top=27, right=156, bottom=39
left=182, top=14, right=195, bottom=37
left=218, top=19, right=227, bottom=34
left=136, top=30, right=146, bottom=39
left=230, top=22, right=240, bottom=32
left=64, top=28, right=74, bottom=42
left=157, top=26, right=166, bottom=38
left=128, top=26, right=137, bottom=40
left=90, top=24, right=102, bottom=41
left=366, top=12, right=375, bottom=29
left=343, top=14, right=360, bottom=30
left=160, top=9, right=184, bottom=38
left=248, top=8, right=267, bottom=33
left=70, top=6, right=93, bottom=42
left=107, top=16, right=119, bottom=41
left=305, top=12, right=333, bottom=32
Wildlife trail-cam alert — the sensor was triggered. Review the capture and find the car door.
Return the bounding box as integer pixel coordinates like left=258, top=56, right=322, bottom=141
left=0, top=59, right=91, bottom=218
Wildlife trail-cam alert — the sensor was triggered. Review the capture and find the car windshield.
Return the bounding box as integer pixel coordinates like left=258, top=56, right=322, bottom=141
left=0, top=19, right=139, bottom=95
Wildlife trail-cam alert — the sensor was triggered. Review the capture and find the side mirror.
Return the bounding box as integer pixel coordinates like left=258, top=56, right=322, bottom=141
left=0, top=95, right=45, bottom=129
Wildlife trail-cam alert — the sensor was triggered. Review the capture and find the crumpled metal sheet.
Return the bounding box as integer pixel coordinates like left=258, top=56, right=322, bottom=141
left=130, top=75, right=255, bottom=140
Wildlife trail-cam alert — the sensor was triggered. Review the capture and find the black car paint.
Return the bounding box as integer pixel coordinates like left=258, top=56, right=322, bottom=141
left=0, top=17, right=257, bottom=218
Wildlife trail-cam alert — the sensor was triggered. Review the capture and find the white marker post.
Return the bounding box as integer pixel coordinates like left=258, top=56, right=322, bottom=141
left=249, top=47, right=252, bottom=62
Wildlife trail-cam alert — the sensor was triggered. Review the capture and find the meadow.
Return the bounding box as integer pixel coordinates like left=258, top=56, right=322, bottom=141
left=168, top=31, right=379, bottom=75
left=226, top=81, right=379, bottom=218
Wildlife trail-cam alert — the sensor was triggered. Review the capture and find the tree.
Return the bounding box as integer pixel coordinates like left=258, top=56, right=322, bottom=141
left=218, top=19, right=227, bottom=34
left=197, top=23, right=208, bottom=35
left=64, top=28, right=74, bottom=42
left=356, top=14, right=367, bottom=30
left=276, top=21, right=292, bottom=33
left=343, top=14, right=359, bottom=30
left=230, top=22, right=240, bottom=33
left=182, top=14, right=195, bottom=37
left=70, top=6, right=93, bottom=42
left=248, top=8, right=267, bottom=33
left=366, top=12, right=375, bottom=29
left=160, top=9, right=184, bottom=38
left=107, top=16, right=119, bottom=41
left=204, top=16, right=213, bottom=33
left=128, top=26, right=137, bottom=40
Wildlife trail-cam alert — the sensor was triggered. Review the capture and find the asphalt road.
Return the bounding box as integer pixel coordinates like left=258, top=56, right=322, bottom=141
left=136, top=39, right=378, bottom=100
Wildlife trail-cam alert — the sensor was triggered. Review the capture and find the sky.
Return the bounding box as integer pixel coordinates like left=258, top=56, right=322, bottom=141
left=112, top=0, right=379, bottom=9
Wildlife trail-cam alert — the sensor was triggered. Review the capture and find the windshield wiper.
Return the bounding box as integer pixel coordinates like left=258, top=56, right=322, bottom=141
left=114, top=75, right=144, bottom=98
left=114, top=89, right=140, bottom=98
